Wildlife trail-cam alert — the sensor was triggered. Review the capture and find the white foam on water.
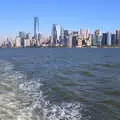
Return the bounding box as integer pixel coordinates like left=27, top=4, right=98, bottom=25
left=19, top=81, right=83, bottom=120
left=0, top=60, right=38, bottom=120
left=0, top=60, right=83, bottom=120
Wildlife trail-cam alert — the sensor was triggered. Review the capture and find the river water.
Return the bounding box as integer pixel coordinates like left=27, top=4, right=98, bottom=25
left=0, top=48, right=120, bottom=120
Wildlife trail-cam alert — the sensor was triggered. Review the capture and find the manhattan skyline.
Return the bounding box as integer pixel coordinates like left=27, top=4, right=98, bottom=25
left=0, top=0, right=120, bottom=37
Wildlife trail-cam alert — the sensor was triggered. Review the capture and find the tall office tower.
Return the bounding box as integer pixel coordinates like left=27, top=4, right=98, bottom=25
left=34, top=17, right=39, bottom=40
left=51, top=24, right=57, bottom=46
left=116, top=30, right=120, bottom=45
left=94, top=29, right=102, bottom=46
left=107, top=32, right=111, bottom=46
left=93, top=35, right=97, bottom=46
left=111, top=34, right=116, bottom=45
left=71, top=31, right=79, bottom=48
left=102, top=33, right=107, bottom=46
left=56, top=25, right=62, bottom=43
left=64, top=30, right=69, bottom=46
left=18, top=32, right=26, bottom=47
left=51, top=24, right=62, bottom=46
left=60, top=27, right=64, bottom=45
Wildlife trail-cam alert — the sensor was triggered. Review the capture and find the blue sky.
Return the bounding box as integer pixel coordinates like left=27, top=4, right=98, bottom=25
left=0, top=0, right=120, bottom=36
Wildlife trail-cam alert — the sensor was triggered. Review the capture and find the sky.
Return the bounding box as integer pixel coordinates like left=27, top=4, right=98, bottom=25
left=0, top=0, right=120, bottom=37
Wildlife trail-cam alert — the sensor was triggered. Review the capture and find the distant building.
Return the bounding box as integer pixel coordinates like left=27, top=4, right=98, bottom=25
left=77, top=33, right=83, bottom=48
left=107, top=32, right=111, bottom=46
left=56, top=24, right=62, bottom=43
left=6, top=38, right=12, bottom=48
left=87, top=35, right=92, bottom=47
left=51, top=24, right=57, bottom=46
left=77, top=29, right=92, bottom=47
left=18, top=31, right=26, bottom=47
left=102, top=33, right=107, bottom=46
left=64, top=30, right=69, bottom=46
left=116, top=30, right=120, bottom=45
left=111, top=34, right=116, bottom=45
left=37, top=33, right=42, bottom=46
left=38, top=33, right=42, bottom=40
left=93, top=29, right=102, bottom=47
left=68, top=33, right=73, bottom=48
left=34, top=17, right=39, bottom=40
left=24, top=39, right=31, bottom=47
left=19, top=32, right=26, bottom=38
left=72, top=31, right=79, bottom=48
left=15, top=37, right=21, bottom=48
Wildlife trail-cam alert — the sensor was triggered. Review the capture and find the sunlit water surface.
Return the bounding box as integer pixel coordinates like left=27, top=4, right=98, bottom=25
left=0, top=48, right=120, bottom=120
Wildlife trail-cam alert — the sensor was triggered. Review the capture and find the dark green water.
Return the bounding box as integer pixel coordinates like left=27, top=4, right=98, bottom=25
left=0, top=48, right=120, bottom=120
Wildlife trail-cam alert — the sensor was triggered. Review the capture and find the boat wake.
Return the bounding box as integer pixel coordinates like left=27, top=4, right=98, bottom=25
left=0, top=60, right=82, bottom=120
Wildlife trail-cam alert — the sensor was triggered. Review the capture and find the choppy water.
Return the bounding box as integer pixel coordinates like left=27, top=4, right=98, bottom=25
left=0, top=48, right=120, bottom=120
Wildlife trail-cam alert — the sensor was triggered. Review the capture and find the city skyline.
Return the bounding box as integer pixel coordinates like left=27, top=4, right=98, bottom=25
left=1, top=21, right=120, bottom=48
left=0, top=0, right=120, bottom=37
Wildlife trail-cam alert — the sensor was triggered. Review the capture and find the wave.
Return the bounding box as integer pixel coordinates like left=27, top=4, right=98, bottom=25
left=0, top=60, right=83, bottom=120
left=19, top=81, right=82, bottom=120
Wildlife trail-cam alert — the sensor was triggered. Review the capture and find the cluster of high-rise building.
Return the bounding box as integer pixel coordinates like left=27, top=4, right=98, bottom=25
left=51, top=27, right=93, bottom=48
left=0, top=37, right=14, bottom=48
left=14, top=17, right=47, bottom=48
left=0, top=17, right=120, bottom=48
left=50, top=25, right=120, bottom=48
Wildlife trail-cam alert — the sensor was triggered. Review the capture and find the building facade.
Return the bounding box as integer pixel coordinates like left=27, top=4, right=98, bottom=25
left=116, top=30, right=120, bottom=45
